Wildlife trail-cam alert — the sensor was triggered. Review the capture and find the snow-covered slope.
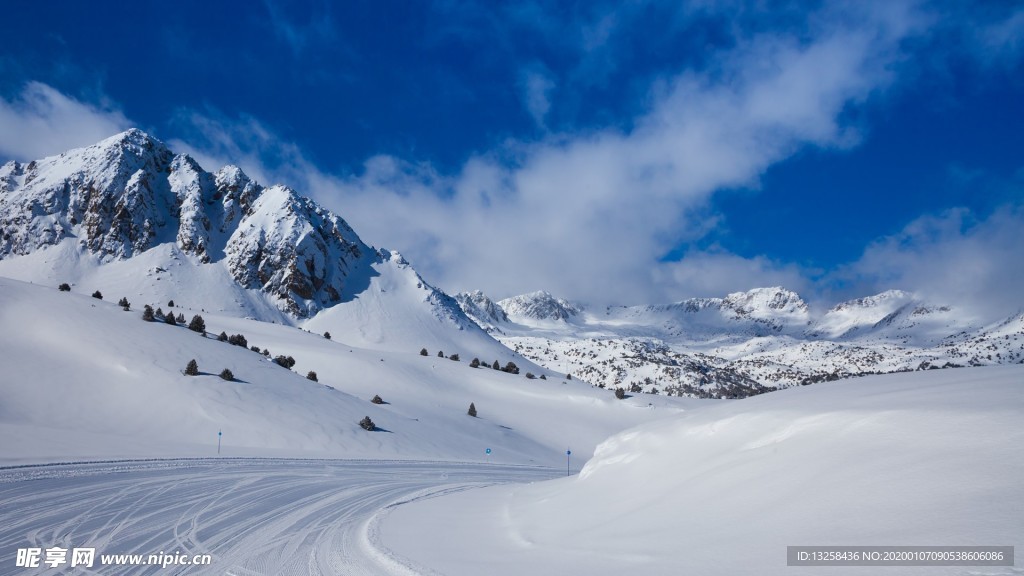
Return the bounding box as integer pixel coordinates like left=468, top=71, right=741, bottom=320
left=382, top=365, right=1024, bottom=575
left=0, top=277, right=691, bottom=466
left=457, top=287, right=1024, bottom=398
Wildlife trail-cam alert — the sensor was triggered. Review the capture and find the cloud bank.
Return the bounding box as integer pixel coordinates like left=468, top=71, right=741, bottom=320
left=0, top=82, right=131, bottom=161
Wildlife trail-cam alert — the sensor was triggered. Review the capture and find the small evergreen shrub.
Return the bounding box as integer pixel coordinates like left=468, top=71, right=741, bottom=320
left=188, top=314, right=206, bottom=333
left=449, top=353, right=460, bottom=362
left=525, top=372, right=536, bottom=379
left=359, top=416, right=375, bottom=431
left=218, top=331, right=228, bottom=342
left=437, top=350, right=444, bottom=358
left=164, top=311, right=177, bottom=325
left=470, top=358, right=480, bottom=368
left=323, top=331, right=331, bottom=340
left=307, top=371, right=318, bottom=381
left=58, top=283, right=71, bottom=292
left=227, top=334, right=248, bottom=347
left=185, top=359, right=199, bottom=376
left=219, top=368, right=234, bottom=381
left=167, top=300, right=175, bottom=307
left=371, top=394, right=384, bottom=404
left=274, top=355, right=296, bottom=369
left=420, top=348, right=428, bottom=356
left=615, top=388, right=626, bottom=399
left=467, top=402, right=477, bottom=417
left=142, top=305, right=155, bottom=322
left=92, top=290, right=103, bottom=300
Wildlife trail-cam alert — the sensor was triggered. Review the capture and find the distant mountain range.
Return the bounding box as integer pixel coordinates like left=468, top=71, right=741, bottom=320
left=455, top=287, right=1024, bottom=397
left=2, top=130, right=1021, bottom=400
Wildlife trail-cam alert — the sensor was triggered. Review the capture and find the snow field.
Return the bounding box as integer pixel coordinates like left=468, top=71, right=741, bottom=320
left=382, top=365, right=1024, bottom=575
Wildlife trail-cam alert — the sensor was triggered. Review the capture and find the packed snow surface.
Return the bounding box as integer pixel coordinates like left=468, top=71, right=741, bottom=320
left=0, top=459, right=557, bottom=575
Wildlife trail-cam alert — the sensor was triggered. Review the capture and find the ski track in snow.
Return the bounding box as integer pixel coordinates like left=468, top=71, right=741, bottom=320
left=0, top=459, right=556, bottom=576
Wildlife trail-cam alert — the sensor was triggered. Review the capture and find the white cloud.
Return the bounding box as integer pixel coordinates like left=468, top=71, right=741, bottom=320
left=164, top=3, right=940, bottom=309
left=837, top=205, right=1024, bottom=322
left=0, top=82, right=131, bottom=161
left=314, top=4, right=926, bottom=305
left=519, top=67, right=556, bottom=129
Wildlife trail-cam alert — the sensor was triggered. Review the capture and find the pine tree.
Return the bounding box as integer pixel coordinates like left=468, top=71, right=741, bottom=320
left=167, top=300, right=175, bottom=307
left=470, top=358, right=480, bottom=368
left=492, top=360, right=500, bottom=370
left=217, top=331, right=228, bottom=342
left=58, top=283, right=71, bottom=292
left=177, top=313, right=185, bottom=323
left=438, top=350, right=444, bottom=358
left=467, top=402, right=477, bottom=417
left=142, top=305, right=155, bottom=322
left=165, top=311, right=177, bottom=325
left=188, top=314, right=206, bottom=333
left=615, top=387, right=625, bottom=399
left=219, top=368, right=234, bottom=381
left=420, top=348, right=429, bottom=356
left=185, top=359, right=199, bottom=376
left=307, top=371, right=318, bottom=381
left=449, top=353, right=460, bottom=362
left=92, top=290, right=103, bottom=300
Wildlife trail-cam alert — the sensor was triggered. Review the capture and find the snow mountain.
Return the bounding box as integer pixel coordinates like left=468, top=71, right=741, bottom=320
left=2, top=129, right=389, bottom=318
left=498, top=290, right=581, bottom=324
left=456, top=287, right=1024, bottom=398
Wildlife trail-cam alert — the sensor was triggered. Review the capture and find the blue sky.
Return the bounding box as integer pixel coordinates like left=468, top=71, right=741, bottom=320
left=1, top=1, right=1022, bottom=318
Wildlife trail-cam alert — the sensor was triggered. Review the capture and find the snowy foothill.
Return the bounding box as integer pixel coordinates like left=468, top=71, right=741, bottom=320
left=0, top=276, right=691, bottom=467
left=381, top=365, right=1024, bottom=575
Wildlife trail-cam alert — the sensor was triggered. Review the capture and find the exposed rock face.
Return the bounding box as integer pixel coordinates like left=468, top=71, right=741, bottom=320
left=0, top=129, right=373, bottom=317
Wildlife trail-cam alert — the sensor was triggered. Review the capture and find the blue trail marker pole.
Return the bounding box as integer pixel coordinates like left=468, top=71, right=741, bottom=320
left=566, top=449, right=571, bottom=476
left=485, top=447, right=491, bottom=464
left=218, top=430, right=222, bottom=455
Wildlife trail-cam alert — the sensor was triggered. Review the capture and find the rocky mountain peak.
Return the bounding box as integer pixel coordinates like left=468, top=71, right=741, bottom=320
left=499, top=290, right=580, bottom=322
left=0, top=129, right=379, bottom=317
left=455, top=290, right=510, bottom=331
